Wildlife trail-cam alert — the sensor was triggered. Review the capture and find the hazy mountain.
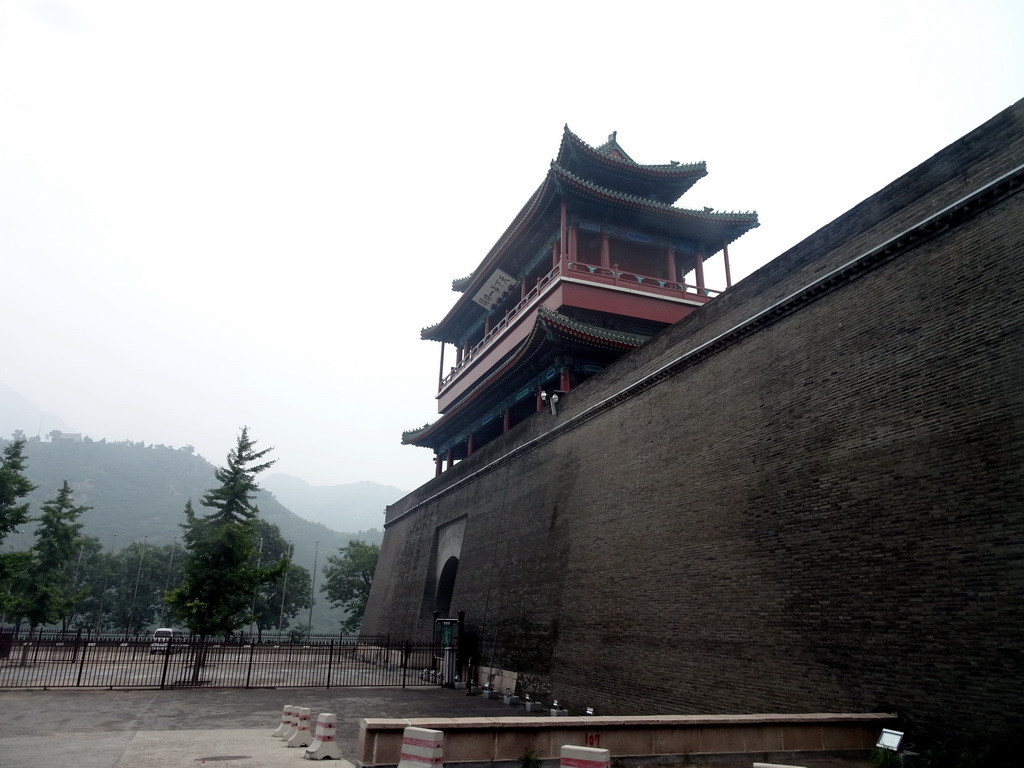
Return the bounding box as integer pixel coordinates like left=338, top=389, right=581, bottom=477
left=0, top=436, right=383, bottom=631
left=0, top=383, right=73, bottom=438
left=261, top=474, right=404, bottom=533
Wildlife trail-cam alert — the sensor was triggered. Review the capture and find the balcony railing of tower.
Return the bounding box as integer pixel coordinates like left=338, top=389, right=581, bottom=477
left=438, top=260, right=720, bottom=391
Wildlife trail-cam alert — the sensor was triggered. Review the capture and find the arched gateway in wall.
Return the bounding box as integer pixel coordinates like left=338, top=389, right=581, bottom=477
left=430, top=516, right=465, bottom=617
left=434, top=556, right=458, bottom=616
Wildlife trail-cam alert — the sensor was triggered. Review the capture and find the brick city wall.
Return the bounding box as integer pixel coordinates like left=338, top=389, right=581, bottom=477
left=362, top=100, right=1024, bottom=757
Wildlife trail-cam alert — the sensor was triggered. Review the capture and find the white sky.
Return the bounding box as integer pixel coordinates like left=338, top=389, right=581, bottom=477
left=1, top=0, right=1022, bottom=493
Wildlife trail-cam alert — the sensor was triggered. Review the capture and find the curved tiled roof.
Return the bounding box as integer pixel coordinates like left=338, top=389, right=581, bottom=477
left=550, top=163, right=759, bottom=236
left=556, top=126, right=707, bottom=203
left=591, top=131, right=637, bottom=163
left=423, top=163, right=757, bottom=341
left=427, top=129, right=757, bottom=341
left=403, top=307, right=648, bottom=446
left=443, top=129, right=716, bottom=291
left=535, top=305, right=649, bottom=349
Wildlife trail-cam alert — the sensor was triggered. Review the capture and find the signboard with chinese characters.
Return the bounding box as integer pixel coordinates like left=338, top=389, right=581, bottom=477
left=472, top=269, right=517, bottom=310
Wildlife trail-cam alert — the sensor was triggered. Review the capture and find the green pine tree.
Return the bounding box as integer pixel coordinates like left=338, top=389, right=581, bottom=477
left=0, top=439, right=35, bottom=614
left=166, top=428, right=288, bottom=638
left=15, top=480, right=91, bottom=632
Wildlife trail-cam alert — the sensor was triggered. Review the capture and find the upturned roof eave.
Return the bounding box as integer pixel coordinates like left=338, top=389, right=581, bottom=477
left=558, top=125, right=707, bottom=179
left=421, top=173, right=562, bottom=342
left=557, top=126, right=708, bottom=203
left=406, top=308, right=647, bottom=445
left=552, top=164, right=759, bottom=233
left=406, top=323, right=544, bottom=445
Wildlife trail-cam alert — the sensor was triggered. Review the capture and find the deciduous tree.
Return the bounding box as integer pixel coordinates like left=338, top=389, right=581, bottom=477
left=248, top=519, right=311, bottom=638
left=321, top=540, right=379, bottom=633
left=94, top=540, right=182, bottom=635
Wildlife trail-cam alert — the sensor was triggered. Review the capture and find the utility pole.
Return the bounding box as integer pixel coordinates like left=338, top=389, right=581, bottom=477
left=307, top=540, right=319, bottom=636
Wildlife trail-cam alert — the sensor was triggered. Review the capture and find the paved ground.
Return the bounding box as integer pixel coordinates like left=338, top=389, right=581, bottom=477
left=0, top=685, right=499, bottom=767
left=0, top=685, right=875, bottom=768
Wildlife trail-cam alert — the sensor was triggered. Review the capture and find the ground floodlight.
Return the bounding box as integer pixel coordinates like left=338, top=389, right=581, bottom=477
left=876, top=729, right=903, bottom=751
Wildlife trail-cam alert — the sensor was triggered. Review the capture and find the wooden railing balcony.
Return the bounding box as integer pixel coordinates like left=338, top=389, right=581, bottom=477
left=565, top=261, right=720, bottom=299
left=438, top=261, right=719, bottom=393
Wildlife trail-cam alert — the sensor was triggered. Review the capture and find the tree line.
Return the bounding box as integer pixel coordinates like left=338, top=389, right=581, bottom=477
left=1, top=428, right=378, bottom=639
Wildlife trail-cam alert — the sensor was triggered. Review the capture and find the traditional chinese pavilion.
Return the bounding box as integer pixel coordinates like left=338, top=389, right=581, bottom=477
left=404, top=127, right=759, bottom=473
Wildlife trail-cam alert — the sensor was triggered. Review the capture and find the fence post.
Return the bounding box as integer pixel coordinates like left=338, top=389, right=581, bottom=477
left=245, top=641, right=256, bottom=688
left=75, top=637, right=89, bottom=687
left=159, top=638, right=173, bottom=689
left=402, top=640, right=409, bottom=689
left=327, top=639, right=334, bottom=689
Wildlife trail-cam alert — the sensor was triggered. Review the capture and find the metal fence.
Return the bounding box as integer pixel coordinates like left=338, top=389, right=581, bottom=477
left=0, top=632, right=440, bottom=690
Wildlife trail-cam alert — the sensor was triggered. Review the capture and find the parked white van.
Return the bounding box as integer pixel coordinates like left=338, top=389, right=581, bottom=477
left=150, top=627, right=186, bottom=654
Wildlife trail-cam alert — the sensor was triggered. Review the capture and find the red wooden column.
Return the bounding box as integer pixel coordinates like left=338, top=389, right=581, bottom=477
left=600, top=234, right=611, bottom=269
left=503, top=408, right=512, bottom=433
left=695, top=246, right=706, bottom=290
left=437, top=344, right=445, bottom=389
left=467, top=433, right=475, bottom=457
left=536, top=388, right=545, bottom=412
left=568, top=225, right=578, bottom=266
left=446, top=447, right=454, bottom=470
left=559, top=200, right=568, bottom=261
left=723, top=241, right=733, bottom=288
left=435, top=455, right=443, bottom=477
left=560, top=366, right=571, bottom=393
left=666, top=247, right=677, bottom=283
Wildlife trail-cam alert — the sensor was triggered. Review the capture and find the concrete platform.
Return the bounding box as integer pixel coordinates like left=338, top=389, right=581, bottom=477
left=0, top=686, right=875, bottom=768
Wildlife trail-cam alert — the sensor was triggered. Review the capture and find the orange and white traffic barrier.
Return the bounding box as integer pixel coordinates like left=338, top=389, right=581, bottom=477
left=304, top=712, right=341, bottom=760
left=287, top=707, right=313, bottom=748
left=397, top=726, right=444, bottom=768
left=272, top=705, right=293, bottom=738
left=561, top=744, right=610, bottom=768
